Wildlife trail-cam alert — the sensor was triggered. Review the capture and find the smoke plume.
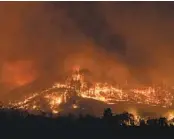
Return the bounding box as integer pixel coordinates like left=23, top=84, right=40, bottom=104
left=0, top=2, right=174, bottom=100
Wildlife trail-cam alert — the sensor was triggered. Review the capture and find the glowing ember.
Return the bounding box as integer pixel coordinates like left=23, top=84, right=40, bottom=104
left=164, top=111, right=174, bottom=121
left=72, top=104, right=79, bottom=109
left=127, top=108, right=141, bottom=125
left=52, top=110, right=59, bottom=114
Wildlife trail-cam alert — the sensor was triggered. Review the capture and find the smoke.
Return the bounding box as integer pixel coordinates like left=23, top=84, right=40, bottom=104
left=0, top=2, right=174, bottom=100
left=57, top=2, right=174, bottom=86
left=1, top=60, right=36, bottom=87
left=100, top=2, right=174, bottom=85
left=0, top=2, right=86, bottom=89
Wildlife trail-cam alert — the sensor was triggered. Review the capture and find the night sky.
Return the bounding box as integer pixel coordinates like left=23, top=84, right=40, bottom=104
left=0, top=2, right=174, bottom=98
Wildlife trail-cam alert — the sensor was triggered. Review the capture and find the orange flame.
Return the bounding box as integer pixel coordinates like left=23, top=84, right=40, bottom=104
left=8, top=67, right=174, bottom=115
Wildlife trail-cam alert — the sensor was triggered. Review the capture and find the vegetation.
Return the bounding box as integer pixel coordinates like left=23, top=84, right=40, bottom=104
left=0, top=107, right=174, bottom=139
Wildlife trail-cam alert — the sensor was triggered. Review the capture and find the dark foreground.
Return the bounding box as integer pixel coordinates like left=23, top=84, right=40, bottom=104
left=0, top=108, right=174, bottom=139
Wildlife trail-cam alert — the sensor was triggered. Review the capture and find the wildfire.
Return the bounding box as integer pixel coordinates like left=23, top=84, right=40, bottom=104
left=164, top=111, right=174, bottom=121
left=127, top=108, right=141, bottom=125
left=8, top=67, right=174, bottom=115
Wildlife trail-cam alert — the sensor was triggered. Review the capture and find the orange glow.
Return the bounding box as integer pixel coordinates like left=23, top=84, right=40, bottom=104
left=164, top=111, right=174, bottom=121
left=127, top=108, right=141, bottom=125
left=72, top=104, right=79, bottom=109
left=52, top=110, right=59, bottom=114
left=8, top=67, right=174, bottom=115
left=1, top=60, right=37, bottom=87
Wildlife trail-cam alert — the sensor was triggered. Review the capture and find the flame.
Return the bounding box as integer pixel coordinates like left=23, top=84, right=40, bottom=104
left=8, top=67, right=174, bottom=115
left=164, top=111, right=174, bottom=121
left=52, top=110, right=59, bottom=114
left=44, top=93, right=63, bottom=113
left=127, top=108, right=141, bottom=125
left=72, top=104, right=79, bottom=109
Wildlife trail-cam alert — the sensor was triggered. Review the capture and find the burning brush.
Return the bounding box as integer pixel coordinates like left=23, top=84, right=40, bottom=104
left=7, top=67, right=174, bottom=115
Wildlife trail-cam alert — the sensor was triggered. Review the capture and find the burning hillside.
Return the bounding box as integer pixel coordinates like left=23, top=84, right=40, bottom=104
left=4, top=67, right=174, bottom=116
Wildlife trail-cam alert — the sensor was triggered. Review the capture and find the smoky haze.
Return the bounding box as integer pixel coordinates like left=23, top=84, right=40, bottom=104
left=0, top=2, right=174, bottom=100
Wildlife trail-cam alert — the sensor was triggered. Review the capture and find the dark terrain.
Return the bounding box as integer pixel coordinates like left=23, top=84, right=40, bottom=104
left=0, top=107, right=174, bottom=139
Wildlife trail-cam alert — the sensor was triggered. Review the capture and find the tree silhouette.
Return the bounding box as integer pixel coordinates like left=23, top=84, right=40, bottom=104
left=147, top=118, right=159, bottom=127
left=140, top=119, right=146, bottom=127
left=118, top=112, right=134, bottom=126
left=158, top=117, right=168, bottom=127
left=103, top=108, right=113, bottom=118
